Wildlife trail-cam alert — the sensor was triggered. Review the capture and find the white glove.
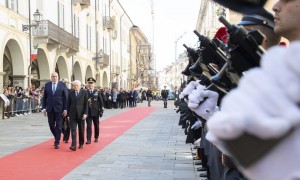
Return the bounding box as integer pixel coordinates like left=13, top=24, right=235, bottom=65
left=208, top=42, right=300, bottom=140
left=191, top=120, right=202, bottom=130
left=209, top=72, right=300, bottom=141
left=179, top=93, right=184, bottom=99
left=189, top=89, right=219, bottom=120
left=181, top=80, right=201, bottom=97
left=206, top=41, right=300, bottom=180
left=188, top=85, right=208, bottom=109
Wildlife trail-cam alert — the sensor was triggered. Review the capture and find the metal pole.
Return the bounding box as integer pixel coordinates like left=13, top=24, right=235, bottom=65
left=109, top=0, right=112, bottom=88
left=95, top=0, right=98, bottom=81
left=28, top=0, right=32, bottom=88
left=71, top=0, right=74, bottom=82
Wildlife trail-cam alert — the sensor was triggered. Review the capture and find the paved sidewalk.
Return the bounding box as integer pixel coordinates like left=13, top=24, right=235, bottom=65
left=0, top=100, right=198, bottom=180
left=0, top=104, right=128, bottom=158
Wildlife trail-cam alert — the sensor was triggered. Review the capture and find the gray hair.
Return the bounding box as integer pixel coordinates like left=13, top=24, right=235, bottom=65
left=72, top=80, right=81, bottom=86
left=51, top=72, right=59, bottom=77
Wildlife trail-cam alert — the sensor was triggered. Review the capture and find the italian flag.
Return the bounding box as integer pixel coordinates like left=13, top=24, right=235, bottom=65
left=30, top=44, right=38, bottom=61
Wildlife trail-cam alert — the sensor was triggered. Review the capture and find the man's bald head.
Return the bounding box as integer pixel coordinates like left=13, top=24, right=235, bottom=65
left=51, top=72, right=59, bottom=83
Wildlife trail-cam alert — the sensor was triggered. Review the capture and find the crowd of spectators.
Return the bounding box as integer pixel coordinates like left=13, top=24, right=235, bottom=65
left=98, top=87, right=162, bottom=109
left=95, top=87, right=143, bottom=109
left=2, top=82, right=162, bottom=119
left=3, top=84, right=43, bottom=118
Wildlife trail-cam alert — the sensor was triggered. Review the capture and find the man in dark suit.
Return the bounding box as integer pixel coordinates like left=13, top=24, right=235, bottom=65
left=42, top=72, right=68, bottom=149
left=119, top=88, right=126, bottom=109
left=61, top=78, right=71, bottom=143
left=128, top=89, right=134, bottom=107
left=161, top=86, right=169, bottom=108
left=146, top=87, right=153, bottom=107
left=67, top=80, right=88, bottom=151
left=132, top=89, right=138, bottom=107
left=86, top=77, right=104, bottom=144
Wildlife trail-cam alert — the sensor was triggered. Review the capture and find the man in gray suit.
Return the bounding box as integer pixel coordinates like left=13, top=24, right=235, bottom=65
left=67, top=80, right=88, bottom=151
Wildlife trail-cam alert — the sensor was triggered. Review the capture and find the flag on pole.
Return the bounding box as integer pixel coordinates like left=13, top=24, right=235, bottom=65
left=30, top=44, right=39, bottom=61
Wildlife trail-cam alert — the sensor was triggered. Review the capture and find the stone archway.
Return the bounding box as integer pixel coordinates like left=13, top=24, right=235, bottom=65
left=55, top=56, right=69, bottom=81
left=32, top=48, right=51, bottom=87
left=85, top=65, right=93, bottom=84
left=73, top=61, right=82, bottom=82
left=102, top=72, right=108, bottom=88
left=3, top=39, right=25, bottom=87
left=3, top=47, right=13, bottom=86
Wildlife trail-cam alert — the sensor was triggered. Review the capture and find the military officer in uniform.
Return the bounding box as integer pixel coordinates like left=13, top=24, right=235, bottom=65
left=86, top=77, right=104, bottom=144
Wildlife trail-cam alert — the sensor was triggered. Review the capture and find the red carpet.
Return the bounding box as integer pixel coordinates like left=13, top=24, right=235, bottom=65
left=0, top=107, right=156, bottom=180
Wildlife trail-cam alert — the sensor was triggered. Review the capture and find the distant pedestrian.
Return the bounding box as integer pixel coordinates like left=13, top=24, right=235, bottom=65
left=112, top=88, right=118, bottom=109
left=132, top=89, right=138, bottom=107
left=146, top=87, right=153, bottom=107
left=129, top=88, right=134, bottom=107
left=119, top=88, right=126, bottom=109
left=161, top=86, right=169, bottom=108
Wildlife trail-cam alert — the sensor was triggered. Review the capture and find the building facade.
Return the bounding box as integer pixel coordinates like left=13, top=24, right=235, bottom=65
left=0, top=0, right=154, bottom=118
left=130, top=25, right=153, bottom=89
left=158, top=52, right=188, bottom=91
left=1, top=0, right=98, bottom=89
left=0, top=0, right=153, bottom=92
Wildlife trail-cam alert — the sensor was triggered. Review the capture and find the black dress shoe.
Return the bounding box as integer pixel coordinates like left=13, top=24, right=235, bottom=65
left=54, top=144, right=59, bottom=149
left=70, top=146, right=76, bottom=151
left=200, top=172, right=207, bottom=177
left=78, top=145, right=83, bottom=149
left=86, top=140, right=91, bottom=144
left=94, top=138, right=98, bottom=142
left=195, top=161, right=203, bottom=165
left=197, top=167, right=207, bottom=171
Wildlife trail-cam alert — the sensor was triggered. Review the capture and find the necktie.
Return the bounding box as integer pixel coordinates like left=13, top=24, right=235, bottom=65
left=76, top=91, right=78, bottom=97
left=90, top=90, right=92, bottom=94
left=52, top=83, right=56, bottom=94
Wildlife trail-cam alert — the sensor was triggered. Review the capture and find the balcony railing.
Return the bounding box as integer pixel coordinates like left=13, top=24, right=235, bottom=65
left=100, top=53, right=109, bottom=67
left=73, top=0, right=90, bottom=6
left=103, top=16, right=114, bottom=30
left=32, top=20, right=79, bottom=52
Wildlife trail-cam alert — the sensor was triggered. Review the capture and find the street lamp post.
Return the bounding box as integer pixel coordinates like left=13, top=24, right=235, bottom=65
left=22, top=0, right=42, bottom=87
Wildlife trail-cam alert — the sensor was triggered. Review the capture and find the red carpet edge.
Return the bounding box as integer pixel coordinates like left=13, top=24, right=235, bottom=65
left=0, top=107, right=156, bottom=180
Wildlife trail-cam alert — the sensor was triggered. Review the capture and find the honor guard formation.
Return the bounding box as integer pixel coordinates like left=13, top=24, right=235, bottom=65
left=173, top=0, right=300, bottom=179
